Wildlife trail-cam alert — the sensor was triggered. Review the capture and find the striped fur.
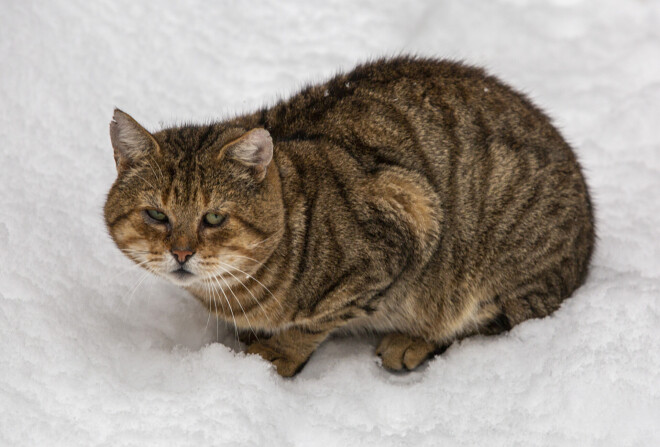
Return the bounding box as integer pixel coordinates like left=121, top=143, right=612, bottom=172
left=104, top=57, right=595, bottom=376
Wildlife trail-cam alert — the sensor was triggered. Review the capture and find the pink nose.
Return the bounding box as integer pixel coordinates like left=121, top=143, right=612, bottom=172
left=171, top=249, right=194, bottom=263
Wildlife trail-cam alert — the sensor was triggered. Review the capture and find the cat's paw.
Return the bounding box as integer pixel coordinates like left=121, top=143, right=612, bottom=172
left=237, top=330, right=262, bottom=346
left=247, top=340, right=308, bottom=377
left=376, top=333, right=437, bottom=371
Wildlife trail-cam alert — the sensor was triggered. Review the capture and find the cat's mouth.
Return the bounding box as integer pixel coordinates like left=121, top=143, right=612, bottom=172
left=168, top=267, right=196, bottom=285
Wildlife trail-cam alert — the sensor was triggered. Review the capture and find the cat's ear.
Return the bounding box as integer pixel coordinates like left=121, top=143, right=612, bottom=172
left=109, top=109, right=159, bottom=173
left=220, top=128, right=273, bottom=181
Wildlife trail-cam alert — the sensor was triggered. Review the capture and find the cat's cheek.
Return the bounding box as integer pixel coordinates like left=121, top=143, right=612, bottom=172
left=113, top=218, right=170, bottom=264
left=136, top=221, right=171, bottom=249
left=111, top=219, right=145, bottom=248
left=199, top=222, right=240, bottom=247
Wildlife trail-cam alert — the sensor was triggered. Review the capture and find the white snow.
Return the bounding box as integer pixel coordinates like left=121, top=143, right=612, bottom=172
left=1, top=0, right=659, bottom=445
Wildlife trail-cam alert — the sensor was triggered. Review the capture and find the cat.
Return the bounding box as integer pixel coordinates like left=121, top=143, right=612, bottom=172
left=104, top=56, right=594, bottom=377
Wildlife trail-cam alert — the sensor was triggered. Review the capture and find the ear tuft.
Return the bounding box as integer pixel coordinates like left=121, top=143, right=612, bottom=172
left=110, top=109, right=158, bottom=172
left=221, top=128, right=273, bottom=180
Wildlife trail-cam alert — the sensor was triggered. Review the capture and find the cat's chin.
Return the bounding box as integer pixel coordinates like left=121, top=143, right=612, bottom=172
left=165, top=269, right=198, bottom=287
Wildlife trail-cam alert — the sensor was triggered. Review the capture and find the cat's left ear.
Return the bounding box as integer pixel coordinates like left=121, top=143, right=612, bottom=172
left=220, top=128, right=273, bottom=182
left=110, top=109, right=159, bottom=173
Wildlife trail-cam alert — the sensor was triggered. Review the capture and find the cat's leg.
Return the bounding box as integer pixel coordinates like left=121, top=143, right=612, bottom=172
left=247, top=275, right=394, bottom=376
left=498, top=290, right=563, bottom=329
left=374, top=297, right=512, bottom=371
left=376, top=333, right=445, bottom=371
left=247, top=327, right=330, bottom=377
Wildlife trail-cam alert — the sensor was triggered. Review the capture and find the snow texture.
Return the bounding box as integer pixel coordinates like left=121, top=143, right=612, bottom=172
left=1, top=1, right=659, bottom=445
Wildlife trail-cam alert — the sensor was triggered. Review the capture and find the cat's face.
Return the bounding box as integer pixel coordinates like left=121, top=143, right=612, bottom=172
left=104, top=110, right=283, bottom=288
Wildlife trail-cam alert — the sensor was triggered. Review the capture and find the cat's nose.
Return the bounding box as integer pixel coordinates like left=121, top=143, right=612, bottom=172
left=171, top=248, right=194, bottom=264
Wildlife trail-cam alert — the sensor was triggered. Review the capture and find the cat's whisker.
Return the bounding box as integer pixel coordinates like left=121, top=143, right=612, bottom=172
left=108, top=258, right=153, bottom=282
left=211, top=274, right=239, bottom=343
left=203, top=279, right=212, bottom=333
left=120, top=248, right=155, bottom=256
left=205, top=277, right=221, bottom=341
left=210, top=280, right=221, bottom=341
left=221, top=255, right=274, bottom=274
left=146, top=154, right=164, bottom=181
left=216, top=269, right=258, bottom=339
left=148, top=155, right=164, bottom=182
left=247, top=231, right=282, bottom=249
left=131, top=171, right=156, bottom=190
left=215, top=260, right=284, bottom=311
left=118, top=249, right=151, bottom=259
left=118, top=250, right=156, bottom=263
left=212, top=279, right=228, bottom=315
left=143, top=157, right=163, bottom=184
left=122, top=269, right=151, bottom=316
left=210, top=264, right=271, bottom=324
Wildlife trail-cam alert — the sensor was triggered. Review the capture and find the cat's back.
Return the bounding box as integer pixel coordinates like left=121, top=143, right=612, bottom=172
left=256, top=56, right=578, bottom=181
left=256, top=56, right=594, bottom=305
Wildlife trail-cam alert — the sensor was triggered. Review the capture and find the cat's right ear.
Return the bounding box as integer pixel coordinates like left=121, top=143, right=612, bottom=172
left=219, top=128, right=273, bottom=182
left=109, top=109, right=159, bottom=173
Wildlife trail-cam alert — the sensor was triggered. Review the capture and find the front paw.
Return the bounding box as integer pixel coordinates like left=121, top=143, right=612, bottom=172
left=376, top=333, right=438, bottom=371
left=247, top=341, right=308, bottom=377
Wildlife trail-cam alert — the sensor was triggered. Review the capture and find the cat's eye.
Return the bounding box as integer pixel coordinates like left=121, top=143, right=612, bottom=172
left=204, top=212, right=226, bottom=227
left=146, top=209, right=168, bottom=223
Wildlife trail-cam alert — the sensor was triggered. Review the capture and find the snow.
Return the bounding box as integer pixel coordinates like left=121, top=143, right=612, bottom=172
left=1, top=0, right=659, bottom=445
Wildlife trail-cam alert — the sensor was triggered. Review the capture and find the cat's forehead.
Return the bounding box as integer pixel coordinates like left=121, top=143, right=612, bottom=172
left=122, top=125, right=256, bottom=210
left=149, top=154, right=234, bottom=211
left=155, top=124, right=243, bottom=157
left=158, top=169, right=209, bottom=209
left=151, top=128, right=222, bottom=177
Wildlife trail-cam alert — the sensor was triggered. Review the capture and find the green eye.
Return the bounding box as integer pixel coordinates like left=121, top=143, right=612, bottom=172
left=146, top=209, right=168, bottom=222
left=204, top=213, right=225, bottom=227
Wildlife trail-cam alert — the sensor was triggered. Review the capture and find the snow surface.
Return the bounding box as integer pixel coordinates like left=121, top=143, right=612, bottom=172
left=1, top=0, right=659, bottom=445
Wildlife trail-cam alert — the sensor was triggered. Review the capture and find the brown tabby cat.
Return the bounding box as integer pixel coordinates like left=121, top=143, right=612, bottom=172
left=104, top=57, right=594, bottom=377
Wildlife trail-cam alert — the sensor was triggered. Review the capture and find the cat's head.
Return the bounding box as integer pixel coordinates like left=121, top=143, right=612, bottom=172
left=104, top=109, right=284, bottom=288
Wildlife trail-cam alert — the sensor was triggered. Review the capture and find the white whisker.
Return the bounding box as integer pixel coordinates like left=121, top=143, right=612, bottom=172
left=120, top=248, right=151, bottom=253
left=207, top=277, right=222, bottom=341
left=215, top=260, right=284, bottom=311
left=211, top=274, right=239, bottom=343
left=213, top=264, right=271, bottom=324
left=108, top=258, right=152, bottom=282
left=217, top=269, right=258, bottom=339
left=144, top=157, right=163, bottom=184
left=145, top=154, right=163, bottom=182
left=247, top=231, right=282, bottom=249
left=222, top=255, right=274, bottom=274
left=122, top=269, right=151, bottom=318
left=203, top=279, right=212, bottom=332
left=132, top=171, right=156, bottom=190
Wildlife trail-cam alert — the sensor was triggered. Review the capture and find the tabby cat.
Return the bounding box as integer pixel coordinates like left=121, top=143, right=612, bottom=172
left=104, top=57, right=594, bottom=377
